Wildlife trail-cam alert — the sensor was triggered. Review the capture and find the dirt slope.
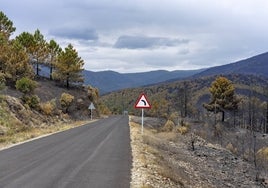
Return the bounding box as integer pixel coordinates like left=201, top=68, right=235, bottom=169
left=129, top=116, right=266, bottom=188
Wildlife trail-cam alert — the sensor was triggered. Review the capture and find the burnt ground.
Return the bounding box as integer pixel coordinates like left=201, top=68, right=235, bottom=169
left=4, top=78, right=95, bottom=120
left=130, top=116, right=267, bottom=188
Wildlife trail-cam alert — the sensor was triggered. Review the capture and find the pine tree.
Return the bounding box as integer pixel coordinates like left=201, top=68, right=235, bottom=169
left=0, top=32, right=9, bottom=71
left=0, top=11, right=15, bottom=80
left=47, top=39, right=62, bottom=80
left=203, top=76, right=239, bottom=122
left=53, top=44, right=84, bottom=88
left=32, top=29, right=47, bottom=76
left=0, top=11, right=16, bottom=39
left=16, top=30, right=47, bottom=77
left=4, top=40, right=34, bottom=83
left=0, top=33, right=34, bottom=84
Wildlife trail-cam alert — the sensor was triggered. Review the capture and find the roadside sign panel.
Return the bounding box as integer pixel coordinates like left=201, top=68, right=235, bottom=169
left=134, top=93, right=151, bottom=109
left=88, top=102, right=95, bottom=120
left=134, top=93, right=151, bottom=134
left=88, top=102, right=95, bottom=110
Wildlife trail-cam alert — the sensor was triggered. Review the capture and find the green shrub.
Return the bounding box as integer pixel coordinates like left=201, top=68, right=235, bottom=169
left=23, top=95, right=40, bottom=109
left=15, top=77, right=37, bottom=94
left=0, top=72, right=6, bottom=91
left=15, top=77, right=39, bottom=109
left=87, top=86, right=99, bottom=101
left=60, top=93, right=74, bottom=112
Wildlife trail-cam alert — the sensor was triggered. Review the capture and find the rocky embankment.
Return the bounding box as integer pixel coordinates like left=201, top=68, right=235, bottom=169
left=129, top=116, right=266, bottom=188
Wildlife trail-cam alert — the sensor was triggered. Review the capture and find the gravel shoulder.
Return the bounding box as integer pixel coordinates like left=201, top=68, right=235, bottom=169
left=129, top=116, right=267, bottom=188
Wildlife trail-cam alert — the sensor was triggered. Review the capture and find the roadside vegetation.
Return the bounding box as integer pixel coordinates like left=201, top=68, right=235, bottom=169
left=0, top=11, right=110, bottom=147
left=106, top=75, right=268, bottom=186
left=0, top=90, right=95, bottom=148
left=0, top=118, right=91, bottom=149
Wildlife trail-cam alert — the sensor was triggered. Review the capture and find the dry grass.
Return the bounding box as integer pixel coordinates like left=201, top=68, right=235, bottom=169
left=0, top=120, right=92, bottom=149
left=226, top=142, right=238, bottom=155
left=157, top=132, right=178, bottom=141
left=157, top=165, right=185, bottom=186
left=142, top=133, right=186, bottom=185
left=161, top=119, right=175, bottom=132
left=176, top=126, right=188, bottom=135
left=129, top=117, right=185, bottom=187
left=40, top=100, right=56, bottom=115
left=140, top=185, right=154, bottom=188
left=130, top=116, right=266, bottom=188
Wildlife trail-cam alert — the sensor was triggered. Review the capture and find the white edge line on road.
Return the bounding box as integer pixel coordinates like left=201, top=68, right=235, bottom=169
left=0, top=119, right=99, bottom=152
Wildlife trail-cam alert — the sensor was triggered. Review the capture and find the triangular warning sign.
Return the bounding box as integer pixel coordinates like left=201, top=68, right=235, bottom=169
left=135, top=93, right=151, bottom=109
left=88, top=102, right=95, bottom=110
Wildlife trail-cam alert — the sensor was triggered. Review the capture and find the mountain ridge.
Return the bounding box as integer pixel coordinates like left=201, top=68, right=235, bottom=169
left=39, top=51, right=268, bottom=94
left=85, top=51, right=268, bottom=93
left=192, top=52, right=268, bottom=78
left=83, top=69, right=203, bottom=94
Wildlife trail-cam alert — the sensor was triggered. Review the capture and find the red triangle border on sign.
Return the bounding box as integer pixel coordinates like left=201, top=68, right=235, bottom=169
left=134, top=93, right=151, bottom=109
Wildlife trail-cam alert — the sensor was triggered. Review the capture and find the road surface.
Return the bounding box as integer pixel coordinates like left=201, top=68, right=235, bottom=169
left=0, top=115, right=131, bottom=188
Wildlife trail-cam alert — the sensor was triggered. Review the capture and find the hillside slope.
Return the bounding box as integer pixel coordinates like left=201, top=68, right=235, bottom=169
left=130, top=117, right=265, bottom=187
left=194, top=52, right=268, bottom=78
left=84, top=69, right=203, bottom=94
left=102, top=74, right=268, bottom=116
left=38, top=65, right=203, bottom=94
left=85, top=51, right=268, bottom=93
left=1, top=79, right=100, bottom=133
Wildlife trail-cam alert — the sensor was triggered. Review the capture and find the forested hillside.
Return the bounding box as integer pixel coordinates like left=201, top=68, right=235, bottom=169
left=0, top=11, right=84, bottom=89
left=83, top=69, right=204, bottom=94
left=102, top=73, right=268, bottom=183
left=85, top=51, right=268, bottom=94
left=102, top=74, right=268, bottom=123
left=194, top=52, right=268, bottom=78
left=0, top=11, right=107, bottom=141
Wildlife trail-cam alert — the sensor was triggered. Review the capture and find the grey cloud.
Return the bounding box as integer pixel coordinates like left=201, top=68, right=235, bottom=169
left=114, top=36, right=189, bottom=49
left=178, top=49, right=190, bottom=55
left=3, top=0, right=268, bottom=72
left=49, top=27, right=98, bottom=41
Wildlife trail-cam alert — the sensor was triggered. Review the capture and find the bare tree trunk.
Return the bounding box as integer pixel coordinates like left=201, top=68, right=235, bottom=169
left=50, top=66, right=53, bottom=80
left=177, top=82, right=190, bottom=118
left=266, top=102, right=268, bottom=133
left=66, top=74, right=69, bottom=89
left=184, top=82, right=188, bottom=117
left=252, top=133, right=260, bottom=181
left=233, top=109, right=236, bottom=128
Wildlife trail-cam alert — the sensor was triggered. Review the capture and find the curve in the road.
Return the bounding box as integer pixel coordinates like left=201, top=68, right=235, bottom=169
left=0, top=115, right=131, bottom=188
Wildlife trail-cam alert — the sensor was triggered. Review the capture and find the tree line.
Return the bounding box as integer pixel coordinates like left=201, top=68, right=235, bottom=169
left=0, top=11, right=84, bottom=89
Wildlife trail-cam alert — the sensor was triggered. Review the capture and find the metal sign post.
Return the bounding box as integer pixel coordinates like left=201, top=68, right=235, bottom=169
left=141, top=108, right=144, bottom=134
left=88, top=102, right=96, bottom=120
left=134, top=93, right=151, bottom=134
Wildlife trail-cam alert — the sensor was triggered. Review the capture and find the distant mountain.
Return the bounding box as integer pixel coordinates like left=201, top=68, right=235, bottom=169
left=38, top=51, right=268, bottom=94
left=83, top=70, right=133, bottom=94
left=101, top=73, right=268, bottom=116
left=83, top=69, right=203, bottom=94
left=37, top=65, right=203, bottom=94
left=101, top=51, right=268, bottom=119
left=194, top=52, right=268, bottom=78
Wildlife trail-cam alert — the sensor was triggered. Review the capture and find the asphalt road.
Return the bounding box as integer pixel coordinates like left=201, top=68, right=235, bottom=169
left=0, top=115, right=131, bottom=188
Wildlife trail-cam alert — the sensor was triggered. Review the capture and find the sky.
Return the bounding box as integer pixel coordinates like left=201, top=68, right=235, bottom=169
left=1, top=0, right=268, bottom=73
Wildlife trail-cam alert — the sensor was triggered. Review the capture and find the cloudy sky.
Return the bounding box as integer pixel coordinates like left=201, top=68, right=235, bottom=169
left=1, top=0, right=268, bottom=73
